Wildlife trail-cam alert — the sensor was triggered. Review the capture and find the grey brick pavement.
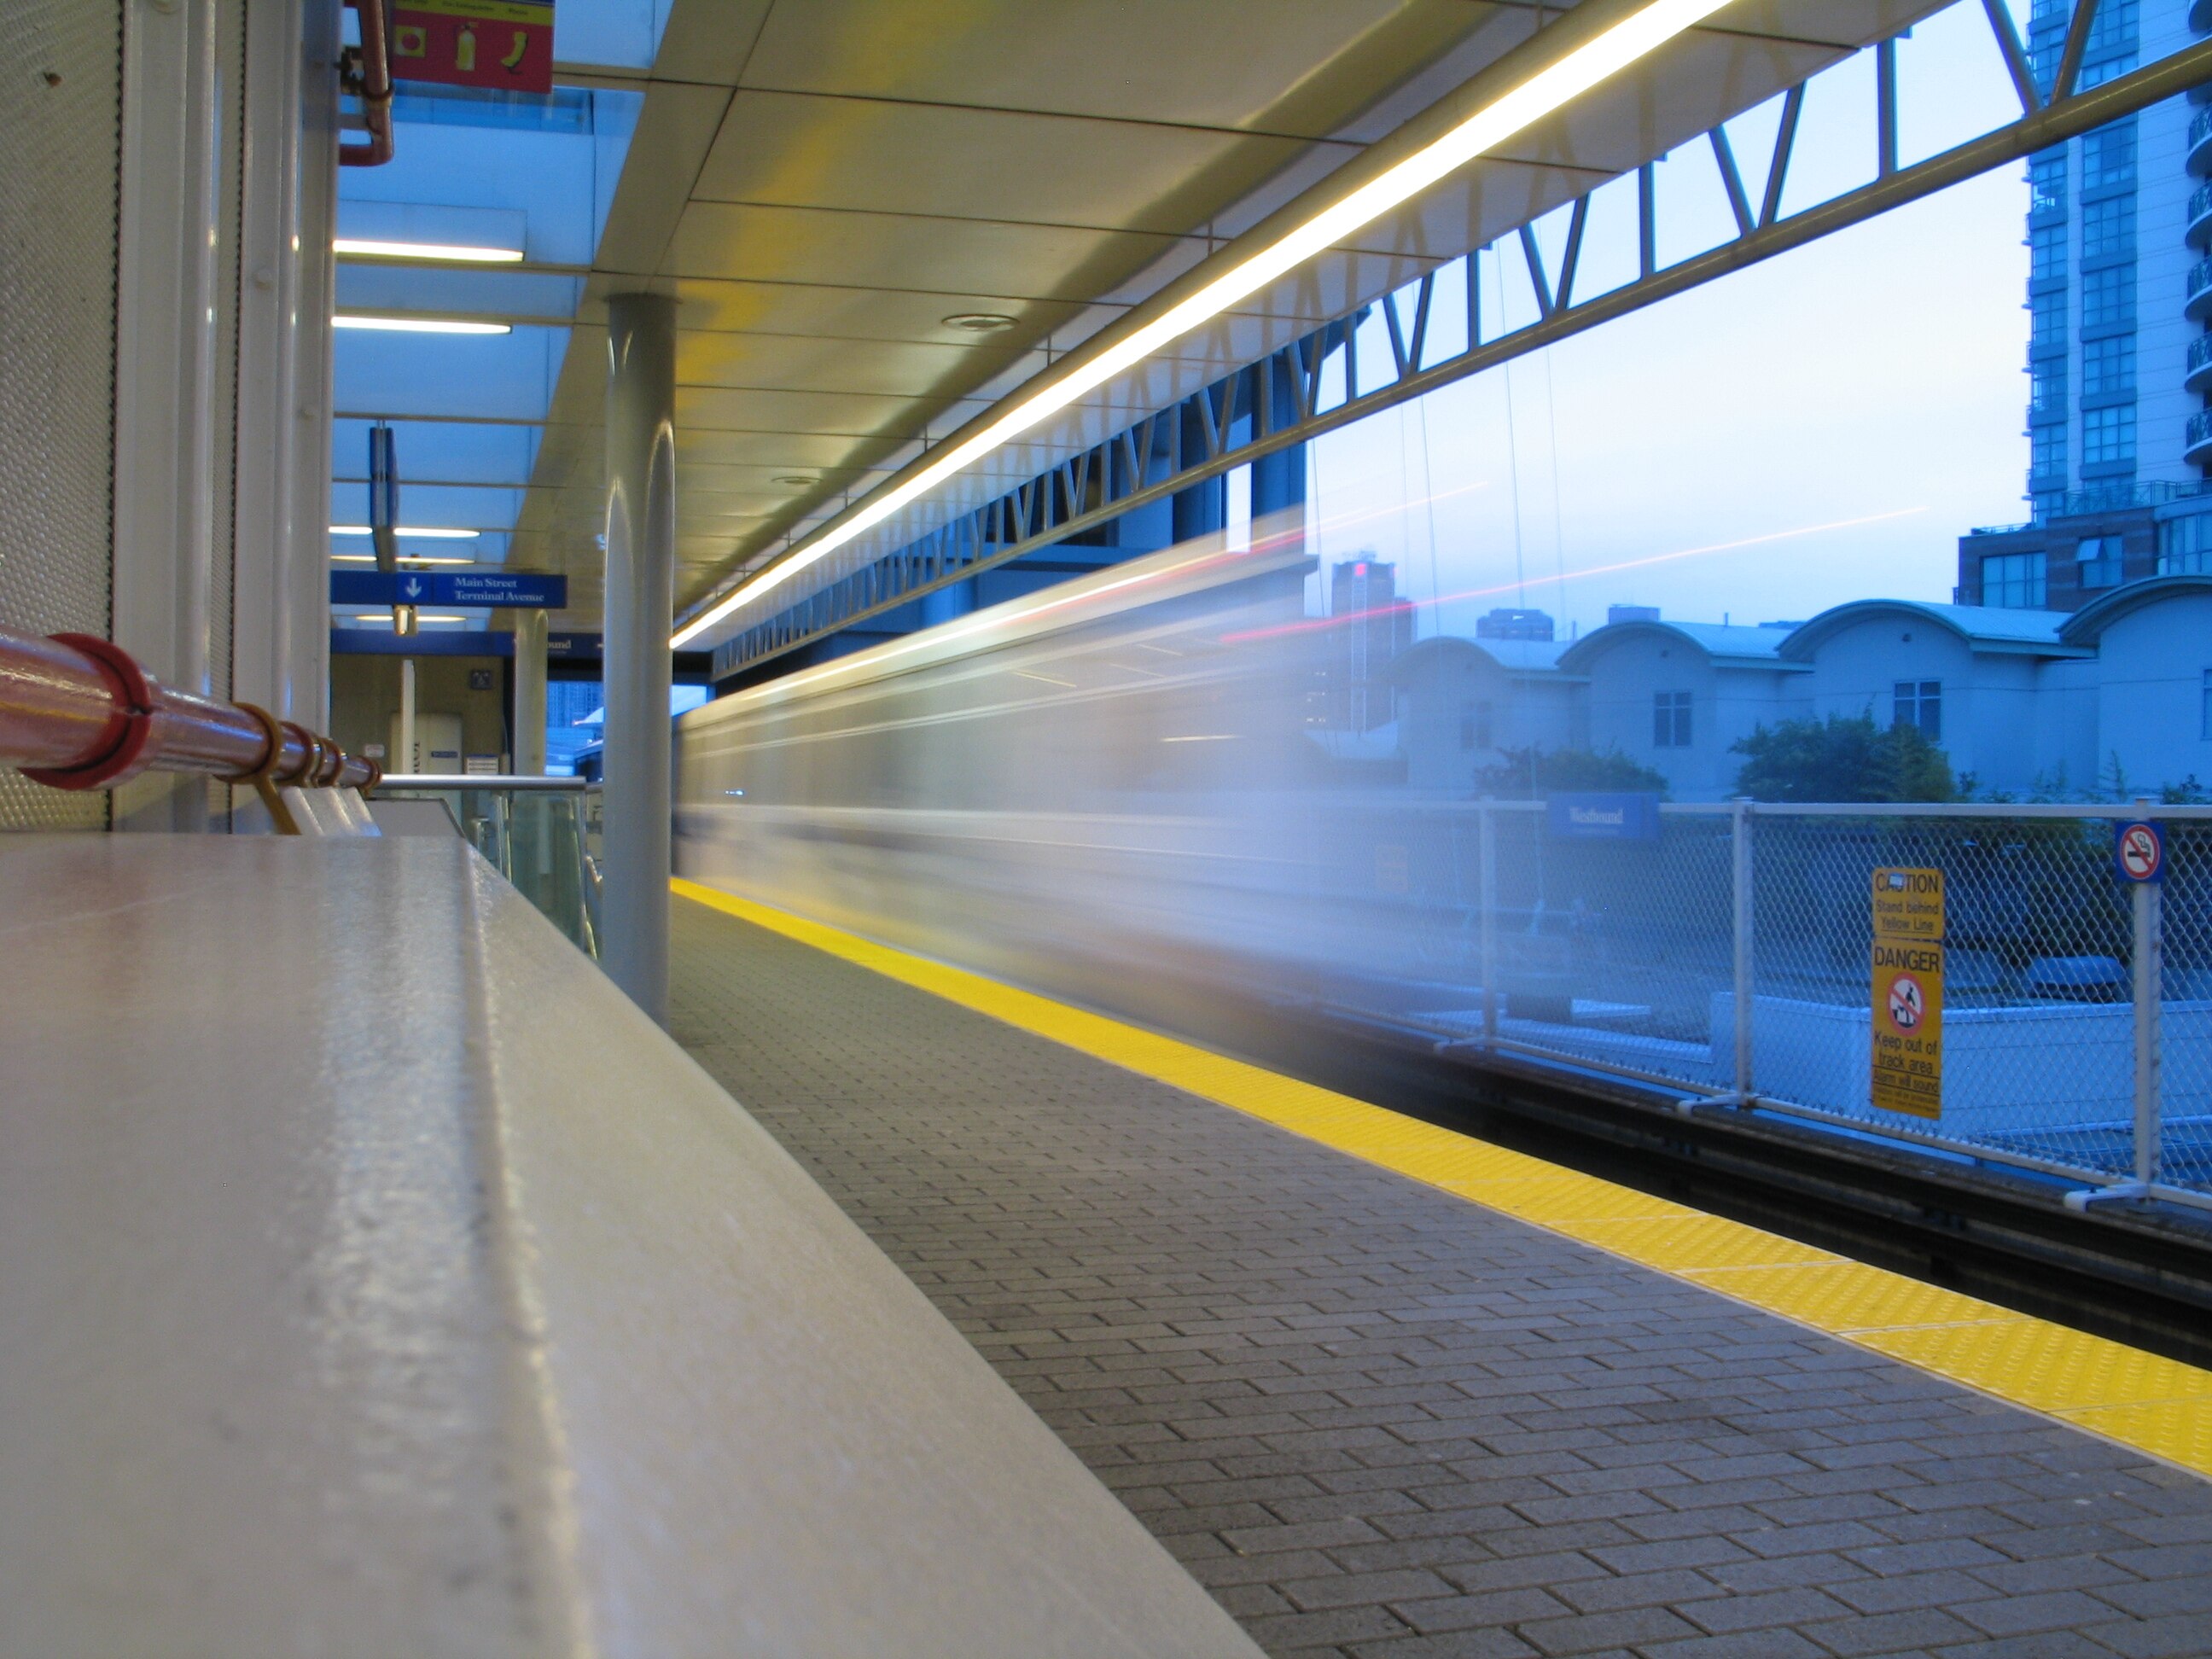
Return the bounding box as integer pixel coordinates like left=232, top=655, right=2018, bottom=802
left=670, top=900, right=2212, bottom=1659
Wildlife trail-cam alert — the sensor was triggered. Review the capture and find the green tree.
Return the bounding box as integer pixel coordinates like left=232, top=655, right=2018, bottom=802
left=1730, top=712, right=1955, bottom=803
left=1473, top=746, right=1669, bottom=799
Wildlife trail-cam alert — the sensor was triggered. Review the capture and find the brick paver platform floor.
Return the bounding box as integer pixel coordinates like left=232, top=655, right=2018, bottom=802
left=671, top=898, right=2212, bottom=1659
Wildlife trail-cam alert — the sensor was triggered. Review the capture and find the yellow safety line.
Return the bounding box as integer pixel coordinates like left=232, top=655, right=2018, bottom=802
left=673, top=878, right=2212, bottom=1477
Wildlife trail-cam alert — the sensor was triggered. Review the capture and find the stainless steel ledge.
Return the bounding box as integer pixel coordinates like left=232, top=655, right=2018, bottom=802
left=0, top=835, right=1259, bottom=1658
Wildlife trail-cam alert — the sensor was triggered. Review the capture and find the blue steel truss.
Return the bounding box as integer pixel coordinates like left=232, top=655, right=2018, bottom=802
left=710, top=0, right=2212, bottom=680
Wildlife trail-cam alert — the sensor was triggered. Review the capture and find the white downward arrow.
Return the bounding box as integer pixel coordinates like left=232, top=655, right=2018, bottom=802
left=402, top=577, right=423, bottom=599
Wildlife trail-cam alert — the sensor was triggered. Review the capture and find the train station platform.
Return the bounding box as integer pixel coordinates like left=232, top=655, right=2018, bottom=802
left=671, top=882, right=2212, bottom=1659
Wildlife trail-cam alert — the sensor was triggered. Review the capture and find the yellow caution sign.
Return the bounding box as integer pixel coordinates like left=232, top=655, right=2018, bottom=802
left=1871, top=866, right=1944, bottom=940
left=1871, top=868, right=1943, bottom=1118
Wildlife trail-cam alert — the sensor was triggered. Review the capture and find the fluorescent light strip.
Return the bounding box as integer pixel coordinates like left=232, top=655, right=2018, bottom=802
left=339, top=614, right=472, bottom=626
left=330, top=525, right=481, bottom=539
left=670, top=0, right=1731, bottom=649
left=335, top=314, right=512, bottom=335
left=330, top=552, right=479, bottom=566
left=335, top=237, right=524, bottom=264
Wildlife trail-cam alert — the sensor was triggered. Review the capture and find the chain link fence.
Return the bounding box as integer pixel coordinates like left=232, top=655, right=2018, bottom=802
left=1326, top=799, right=2212, bottom=1204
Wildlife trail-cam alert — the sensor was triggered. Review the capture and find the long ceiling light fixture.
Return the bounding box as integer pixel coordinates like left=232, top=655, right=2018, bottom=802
left=330, top=524, right=482, bottom=539
left=335, top=314, right=512, bottom=335
left=671, top=0, right=1734, bottom=650
left=335, top=237, right=524, bottom=264
left=329, top=552, right=479, bottom=566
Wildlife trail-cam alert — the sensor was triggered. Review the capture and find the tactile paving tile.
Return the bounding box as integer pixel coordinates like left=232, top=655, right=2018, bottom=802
left=1436, top=1171, right=1699, bottom=1223
left=1548, top=1213, right=1845, bottom=1272
left=2056, top=1400, right=2212, bottom=1473
left=1859, top=1319, right=2212, bottom=1413
left=1690, top=1260, right=2024, bottom=1334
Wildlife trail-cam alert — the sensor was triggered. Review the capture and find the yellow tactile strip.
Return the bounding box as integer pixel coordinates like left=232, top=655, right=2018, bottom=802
left=673, top=879, right=2212, bottom=1477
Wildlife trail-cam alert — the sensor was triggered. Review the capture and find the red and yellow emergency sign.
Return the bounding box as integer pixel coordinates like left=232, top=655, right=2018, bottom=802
left=391, top=0, right=555, bottom=95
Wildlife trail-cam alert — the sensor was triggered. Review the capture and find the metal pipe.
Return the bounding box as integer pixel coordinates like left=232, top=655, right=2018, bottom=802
left=2132, top=804, right=2163, bottom=1190
left=602, top=293, right=678, bottom=1023
left=381, top=774, right=597, bottom=791
left=0, top=624, right=376, bottom=792
left=339, top=0, right=393, bottom=168
left=1731, top=796, right=1755, bottom=1105
left=1477, top=798, right=1498, bottom=1046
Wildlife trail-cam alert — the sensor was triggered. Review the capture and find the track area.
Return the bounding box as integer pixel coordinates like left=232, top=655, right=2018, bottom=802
left=672, top=888, right=2212, bottom=1659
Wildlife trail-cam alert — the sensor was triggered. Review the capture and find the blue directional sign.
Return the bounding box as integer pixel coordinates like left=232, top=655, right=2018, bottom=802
left=1546, top=791, right=1662, bottom=843
left=330, top=568, right=567, bottom=608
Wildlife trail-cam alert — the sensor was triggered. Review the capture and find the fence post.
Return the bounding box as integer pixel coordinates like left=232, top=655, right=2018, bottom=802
left=1732, top=796, right=1754, bottom=1104
left=1479, top=796, right=1498, bottom=1045
left=2133, top=830, right=2163, bottom=1189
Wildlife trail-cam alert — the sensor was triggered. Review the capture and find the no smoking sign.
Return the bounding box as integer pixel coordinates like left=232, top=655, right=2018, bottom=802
left=2116, top=820, right=2164, bottom=884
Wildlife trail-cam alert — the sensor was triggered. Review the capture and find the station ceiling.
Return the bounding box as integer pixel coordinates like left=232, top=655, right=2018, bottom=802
left=335, top=0, right=1951, bottom=639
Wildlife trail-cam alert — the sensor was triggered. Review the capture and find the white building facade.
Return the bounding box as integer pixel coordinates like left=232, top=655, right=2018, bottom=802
left=1556, top=621, right=1805, bottom=800
left=1392, top=577, right=2212, bottom=800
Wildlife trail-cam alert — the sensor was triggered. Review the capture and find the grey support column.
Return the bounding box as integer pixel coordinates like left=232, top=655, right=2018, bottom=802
left=602, top=294, right=677, bottom=1022
left=513, top=608, right=548, bottom=773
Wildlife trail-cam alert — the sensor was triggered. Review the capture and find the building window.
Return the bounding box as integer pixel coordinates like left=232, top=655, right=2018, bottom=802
left=2076, top=536, right=2124, bottom=588
left=2031, top=425, right=2068, bottom=480
left=2082, top=404, right=2136, bottom=465
left=1982, top=550, right=2048, bottom=608
left=2085, top=0, right=2140, bottom=60
left=2082, top=119, right=2136, bottom=189
left=2161, top=513, right=2212, bottom=574
left=2031, top=288, right=2068, bottom=353
left=2082, top=335, right=2134, bottom=398
left=1458, top=701, right=1492, bottom=751
left=2029, top=221, right=2067, bottom=279
left=2081, top=264, right=2134, bottom=329
left=1653, top=691, right=1692, bottom=749
left=2029, top=149, right=2067, bottom=216
left=1893, top=680, right=1942, bottom=741
left=2081, top=195, right=2135, bottom=262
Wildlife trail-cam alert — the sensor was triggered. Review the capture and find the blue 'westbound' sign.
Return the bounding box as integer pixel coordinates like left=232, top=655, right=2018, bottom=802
left=1545, top=792, right=1662, bottom=843
left=330, top=569, right=567, bottom=608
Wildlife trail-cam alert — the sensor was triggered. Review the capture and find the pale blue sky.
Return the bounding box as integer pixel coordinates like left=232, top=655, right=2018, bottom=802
left=1300, top=2, right=2046, bottom=638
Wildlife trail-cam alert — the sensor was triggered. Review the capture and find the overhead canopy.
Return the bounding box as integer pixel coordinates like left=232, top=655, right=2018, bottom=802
left=337, top=0, right=1948, bottom=641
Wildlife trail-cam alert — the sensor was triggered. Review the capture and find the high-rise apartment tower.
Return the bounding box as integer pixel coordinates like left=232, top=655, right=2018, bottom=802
left=1959, top=1, right=2212, bottom=610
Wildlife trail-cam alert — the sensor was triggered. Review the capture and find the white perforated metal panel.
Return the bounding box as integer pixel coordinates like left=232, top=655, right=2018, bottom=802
left=0, top=1, right=120, bottom=830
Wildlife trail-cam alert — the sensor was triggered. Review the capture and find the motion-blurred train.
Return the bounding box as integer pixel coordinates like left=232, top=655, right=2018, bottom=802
left=673, top=515, right=1461, bottom=1022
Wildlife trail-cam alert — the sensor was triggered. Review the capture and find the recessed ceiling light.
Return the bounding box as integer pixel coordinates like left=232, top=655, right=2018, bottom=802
left=330, top=525, right=482, bottom=538
left=941, top=312, right=1017, bottom=334
left=334, top=238, right=524, bottom=264
left=334, top=314, right=512, bottom=335
left=672, top=0, right=1735, bottom=652
left=773, top=475, right=818, bottom=487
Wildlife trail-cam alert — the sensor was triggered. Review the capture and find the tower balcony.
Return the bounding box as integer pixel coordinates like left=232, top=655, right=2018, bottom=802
left=2192, top=183, right=2212, bottom=251
left=2189, top=258, right=2212, bottom=323
left=2189, top=335, right=2212, bottom=397
left=2186, top=408, right=2212, bottom=469
left=2192, top=108, right=2212, bottom=177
